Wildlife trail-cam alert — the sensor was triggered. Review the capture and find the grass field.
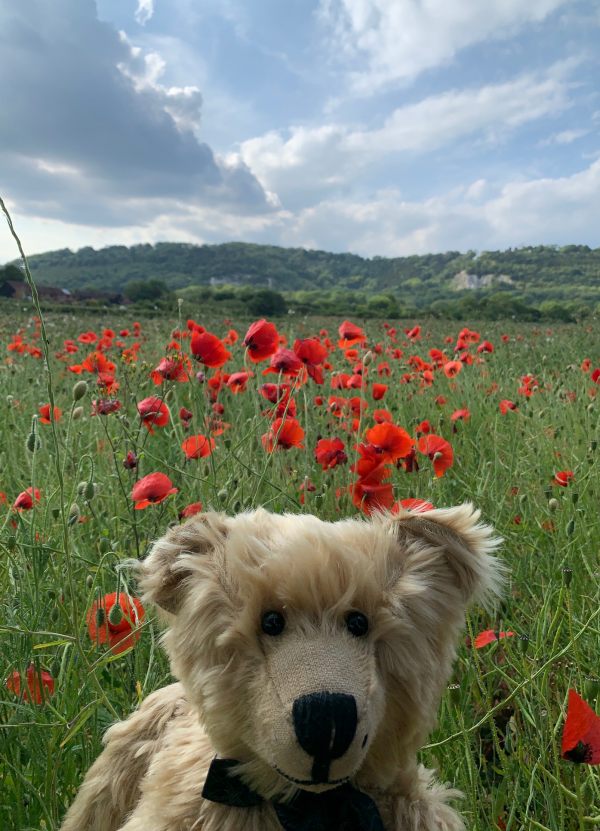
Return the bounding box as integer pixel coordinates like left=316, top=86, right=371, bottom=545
left=0, top=297, right=598, bottom=830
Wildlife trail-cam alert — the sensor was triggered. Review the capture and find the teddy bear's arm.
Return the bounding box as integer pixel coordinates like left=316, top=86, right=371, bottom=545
left=59, top=683, right=187, bottom=831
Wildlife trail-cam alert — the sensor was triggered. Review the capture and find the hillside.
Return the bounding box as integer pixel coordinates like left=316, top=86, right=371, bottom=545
left=9, top=242, right=600, bottom=319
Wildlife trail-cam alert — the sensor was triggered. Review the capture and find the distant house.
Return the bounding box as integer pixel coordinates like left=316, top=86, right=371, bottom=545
left=37, top=285, right=72, bottom=303
left=0, top=280, right=31, bottom=300
left=72, top=289, right=129, bottom=305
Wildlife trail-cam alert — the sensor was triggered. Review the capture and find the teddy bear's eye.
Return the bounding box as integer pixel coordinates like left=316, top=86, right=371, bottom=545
left=346, top=611, right=369, bottom=637
left=261, top=610, right=286, bottom=636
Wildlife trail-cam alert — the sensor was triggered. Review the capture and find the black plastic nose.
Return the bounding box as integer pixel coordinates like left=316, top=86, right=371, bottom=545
left=292, top=692, right=357, bottom=782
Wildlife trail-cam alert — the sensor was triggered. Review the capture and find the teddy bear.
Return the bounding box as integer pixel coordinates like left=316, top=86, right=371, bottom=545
left=59, top=503, right=502, bottom=831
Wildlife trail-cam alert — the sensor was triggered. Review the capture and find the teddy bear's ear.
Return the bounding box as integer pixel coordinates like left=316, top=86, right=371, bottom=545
left=138, top=512, right=228, bottom=615
left=390, top=503, right=504, bottom=607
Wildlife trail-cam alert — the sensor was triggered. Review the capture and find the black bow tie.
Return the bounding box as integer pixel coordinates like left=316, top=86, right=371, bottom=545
left=202, top=757, right=385, bottom=831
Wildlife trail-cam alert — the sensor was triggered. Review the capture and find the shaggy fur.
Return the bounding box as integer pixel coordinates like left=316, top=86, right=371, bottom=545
left=60, top=504, right=503, bottom=831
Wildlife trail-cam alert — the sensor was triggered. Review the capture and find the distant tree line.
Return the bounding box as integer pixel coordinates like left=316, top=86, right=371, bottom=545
left=5, top=242, right=599, bottom=321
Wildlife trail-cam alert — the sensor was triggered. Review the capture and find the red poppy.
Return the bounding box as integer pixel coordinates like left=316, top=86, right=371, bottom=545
left=373, top=409, right=393, bottom=424
left=393, top=498, right=434, bottom=513
left=131, top=473, right=178, bottom=509
left=351, top=478, right=394, bottom=515
left=371, top=383, right=388, bottom=401
left=561, top=689, right=600, bottom=764
left=179, top=501, right=203, bottom=519
left=179, top=407, right=193, bottom=426
left=191, top=331, right=231, bottom=368
left=38, top=404, right=62, bottom=424
left=499, top=399, right=518, bottom=415
left=417, top=434, right=454, bottom=478
left=263, top=348, right=304, bottom=377
left=450, top=408, right=471, bottom=423
left=77, top=331, right=98, bottom=344
left=137, top=397, right=170, bottom=433
left=63, top=340, right=79, bottom=353
left=13, top=487, right=41, bottom=511
left=81, top=351, right=116, bottom=375
left=474, top=630, right=515, bottom=649
left=92, top=399, right=122, bottom=416
left=243, top=319, right=279, bottom=362
left=364, top=423, right=414, bottom=462
left=406, top=325, right=421, bottom=340
left=315, top=438, right=348, bottom=470
left=294, top=338, right=328, bottom=383
left=260, top=383, right=292, bottom=404
left=443, top=360, right=462, bottom=378
left=123, top=450, right=138, bottom=470
left=181, top=434, right=216, bottom=460
left=338, top=320, right=366, bottom=349
left=86, top=592, right=145, bottom=655
left=223, top=328, right=239, bottom=346
left=150, top=356, right=190, bottom=385
left=553, top=470, right=575, bottom=487
left=227, top=371, right=253, bottom=393
left=6, top=664, right=54, bottom=704
left=477, top=340, right=494, bottom=353
left=262, top=417, right=305, bottom=452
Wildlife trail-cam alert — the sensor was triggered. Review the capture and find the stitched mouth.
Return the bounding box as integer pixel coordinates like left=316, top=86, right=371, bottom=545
left=271, top=761, right=368, bottom=790
left=273, top=764, right=351, bottom=788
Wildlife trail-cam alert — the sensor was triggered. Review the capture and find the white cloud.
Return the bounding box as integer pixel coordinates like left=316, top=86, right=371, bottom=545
left=279, top=159, right=600, bottom=255
left=539, top=128, right=590, bottom=145
left=319, top=0, right=574, bottom=92
left=135, top=0, right=154, bottom=26
left=5, top=160, right=600, bottom=263
left=233, top=65, right=574, bottom=204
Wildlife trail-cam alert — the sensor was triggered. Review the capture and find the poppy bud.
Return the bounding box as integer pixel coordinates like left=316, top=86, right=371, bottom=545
left=217, top=488, right=227, bottom=501
left=363, top=350, right=374, bottom=366
left=68, top=503, right=81, bottom=525
left=519, top=493, right=527, bottom=505
left=50, top=607, right=59, bottom=622
left=566, top=518, right=575, bottom=537
left=86, top=574, right=94, bottom=589
left=562, top=567, right=573, bottom=587
left=590, top=440, right=597, bottom=451
left=84, top=481, right=96, bottom=501
left=518, top=634, right=530, bottom=653
left=72, top=380, right=88, bottom=401
left=26, top=431, right=41, bottom=453
left=108, top=602, right=123, bottom=626
left=548, top=498, right=559, bottom=512
left=95, top=607, right=106, bottom=627
left=571, top=492, right=579, bottom=505
left=72, top=406, right=84, bottom=420
left=164, top=389, right=174, bottom=401
left=98, top=538, right=111, bottom=554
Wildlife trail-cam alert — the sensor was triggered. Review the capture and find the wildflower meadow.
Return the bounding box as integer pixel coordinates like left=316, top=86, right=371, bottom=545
left=1, top=236, right=599, bottom=830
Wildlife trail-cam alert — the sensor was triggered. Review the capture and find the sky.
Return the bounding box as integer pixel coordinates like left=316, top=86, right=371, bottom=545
left=1, top=0, right=600, bottom=262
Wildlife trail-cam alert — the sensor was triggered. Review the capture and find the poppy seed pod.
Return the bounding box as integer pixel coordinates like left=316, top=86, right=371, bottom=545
left=86, top=574, right=94, bottom=589
left=562, top=567, right=573, bottom=587
left=73, top=380, right=88, bottom=401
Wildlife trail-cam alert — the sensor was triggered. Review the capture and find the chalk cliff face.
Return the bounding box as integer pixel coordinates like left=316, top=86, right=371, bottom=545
left=451, top=270, right=514, bottom=290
